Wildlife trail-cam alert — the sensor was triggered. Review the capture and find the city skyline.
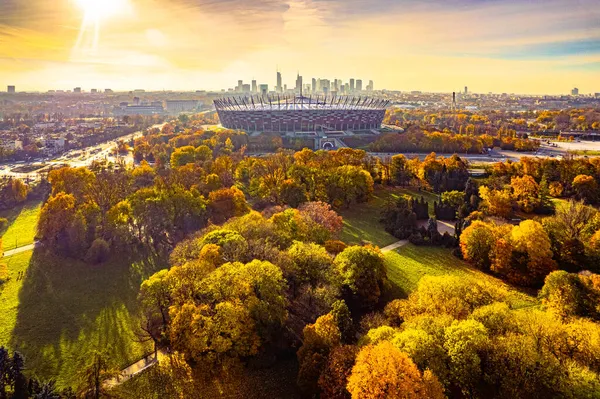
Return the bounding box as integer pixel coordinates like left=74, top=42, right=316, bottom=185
left=0, top=0, right=599, bottom=94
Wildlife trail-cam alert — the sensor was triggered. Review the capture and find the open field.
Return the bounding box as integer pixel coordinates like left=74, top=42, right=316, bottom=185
left=383, top=244, right=538, bottom=308
left=0, top=247, right=165, bottom=389
left=0, top=200, right=42, bottom=251
left=339, top=186, right=439, bottom=247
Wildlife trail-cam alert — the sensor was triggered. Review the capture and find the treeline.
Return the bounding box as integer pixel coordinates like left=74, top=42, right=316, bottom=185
left=460, top=201, right=600, bottom=286
left=370, top=128, right=538, bottom=154
left=37, top=146, right=379, bottom=260
left=383, top=107, right=600, bottom=133
left=489, top=156, right=600, bottom=205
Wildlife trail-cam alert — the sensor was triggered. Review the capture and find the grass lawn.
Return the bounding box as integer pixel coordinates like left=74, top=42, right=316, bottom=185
left=383, top=243, right=537, bottom=309
left=0, top=247, right=166, bottom=389
left=0, top=200, right=42, bottom=251
left=338, top=186, right=439, bottom=247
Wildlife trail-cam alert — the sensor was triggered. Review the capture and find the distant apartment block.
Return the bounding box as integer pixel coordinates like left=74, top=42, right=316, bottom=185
left=165, top=100, right=199, bottom=114
left=7, top=85, right=15, bottom=93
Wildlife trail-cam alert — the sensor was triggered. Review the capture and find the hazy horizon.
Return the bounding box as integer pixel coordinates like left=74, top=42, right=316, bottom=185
left=1, top=0, right=599, bottom=94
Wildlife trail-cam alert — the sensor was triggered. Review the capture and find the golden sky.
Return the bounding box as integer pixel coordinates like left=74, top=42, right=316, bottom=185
left=0, top=0, right=599, bottom=94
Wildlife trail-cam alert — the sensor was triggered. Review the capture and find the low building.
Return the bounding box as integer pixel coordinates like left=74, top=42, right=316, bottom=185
left=165, top=100, right=199, bottom=114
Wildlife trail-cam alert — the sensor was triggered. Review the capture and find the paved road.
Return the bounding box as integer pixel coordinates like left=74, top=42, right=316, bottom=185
left=3, top=242, right=39, bottom=257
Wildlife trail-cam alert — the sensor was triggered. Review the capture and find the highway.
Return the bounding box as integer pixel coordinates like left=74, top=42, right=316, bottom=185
left=0, top=124, right=163, bottom=181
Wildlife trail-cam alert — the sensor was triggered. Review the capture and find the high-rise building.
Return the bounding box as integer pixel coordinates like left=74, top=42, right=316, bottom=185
left=237, top=80, right=243, bottom=91
left=366, top=80, right=374, bottom=91
left=356, top=80, right=363, bottom=91
left=7, top=85, right=15, bottom=93
left=252, top=80, right=257, bottom=93
left=105, top=89, right=113, bottom=93
left=91, top=89, right=98, bottom=94
left=571, top=87, right=579, bottom=96
left=317, top=79, right=322, bottom=92
left=312, top=78, right=317, bottom=93
left=350, top=79, right=355, bottom=92
left=370, top=80, right=374, bottom=91
left=259, top=84, right=268, bottom=95
left=296, top=73, right=303, bottom=94
left=276, top=71, right=282, bottom=93
left=74, top=87, right=82, bottom=93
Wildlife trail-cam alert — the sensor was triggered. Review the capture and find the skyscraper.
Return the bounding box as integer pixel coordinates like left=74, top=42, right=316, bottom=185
left=571, top=87, right=579, bottom=96
left=276, top=71, right=282, bottom=93
left=350, top=79, right=355, bottom=92
left=7, top=85, right=15, bottom=93
left=252, top=80, right=257, bottom=93
left=464, top=86, right=468, bottom=94
left=356, top=80, right=363, bottom=91
left=367, top=80, right=374, bottom=91
left=74, top=87, right=82, bottom=93
left=312, top=78, right=317, bottom=93
left=296, top=73, right=303, bottom=94
left=237, top=80, right=243, bottom=91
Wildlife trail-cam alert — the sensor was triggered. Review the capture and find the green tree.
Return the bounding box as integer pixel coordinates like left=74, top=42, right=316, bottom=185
left=334, top=246, right=386, bottom=310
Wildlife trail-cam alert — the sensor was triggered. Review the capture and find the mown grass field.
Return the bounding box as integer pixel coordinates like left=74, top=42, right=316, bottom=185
left=383, top=243, right=538, bottom=308
left=338, top=186, right=439, bottom=247
left=0, top=200, right=42, bottom=251
left=0, top=246, right=165, bottom=389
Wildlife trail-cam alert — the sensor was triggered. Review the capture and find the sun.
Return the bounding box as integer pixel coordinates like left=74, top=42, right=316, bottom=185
left=75, top=0, right=127, bottom=20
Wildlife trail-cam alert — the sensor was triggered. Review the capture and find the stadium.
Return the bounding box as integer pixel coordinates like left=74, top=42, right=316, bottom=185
left=214, top=95, right=389, bottom=133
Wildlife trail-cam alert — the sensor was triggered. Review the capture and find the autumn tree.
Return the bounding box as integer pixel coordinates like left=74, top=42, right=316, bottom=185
left=511, top=175, right=540, bottom=212
left=318, top=345, right=358, bottom=399
left=390, top=154, right=412, bottom=186
left=207, top=186, right=249, bottom=224
left=77, top=350, right=120, bottom=399
left=510, top=220, right=556, bottom=286
left=478, top=186, right=513, bottom=218
left=334, top=246, right=386, bottom=310
left=286, top=241, right=333, bottom=296
left=572, top=174, right=599, bottom=204
left=459, top=221, right=495, bottom=271
left=297, top=313, right=342, bottom=395
left=538, top=271, right=600, bottom=321
left=347, top=341, right=445, bottom=399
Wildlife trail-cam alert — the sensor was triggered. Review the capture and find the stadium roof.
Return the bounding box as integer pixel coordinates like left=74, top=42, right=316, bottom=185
left=214, top=95, right=389, bottom=111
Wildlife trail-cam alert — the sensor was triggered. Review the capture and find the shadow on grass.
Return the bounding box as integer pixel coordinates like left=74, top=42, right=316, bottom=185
left=384, top=244, right=538, bottom=308
left=8, top=247, right=167, bottom=389
left=0, top=200, right=42, bottom=250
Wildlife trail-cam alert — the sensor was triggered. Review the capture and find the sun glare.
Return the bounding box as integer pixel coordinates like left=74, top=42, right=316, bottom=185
left=75, top=0, right=126, bottom=20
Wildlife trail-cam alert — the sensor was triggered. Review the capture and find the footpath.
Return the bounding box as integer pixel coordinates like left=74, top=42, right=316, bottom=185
left=3, top=241, right=40, bottom=257
left=104, top=349, right=168, bottom=388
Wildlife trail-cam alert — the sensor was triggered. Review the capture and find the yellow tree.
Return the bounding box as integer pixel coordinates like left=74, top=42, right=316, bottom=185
left=459, top=221, right=495, bottom=271
left=511, top=175, right=540, bottom=212
left=478, top=186, right=513, bottom=218
left=347, top=341, right=445, bottom=399
left=511, top=220, right=557, bottom=286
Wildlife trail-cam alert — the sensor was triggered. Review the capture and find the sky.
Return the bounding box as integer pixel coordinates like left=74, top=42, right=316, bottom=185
left=0, top=0, right=599, bottom=94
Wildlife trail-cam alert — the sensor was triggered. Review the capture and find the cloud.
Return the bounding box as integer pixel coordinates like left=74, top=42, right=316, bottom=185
left=0, top=0, right=599, bottom=93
